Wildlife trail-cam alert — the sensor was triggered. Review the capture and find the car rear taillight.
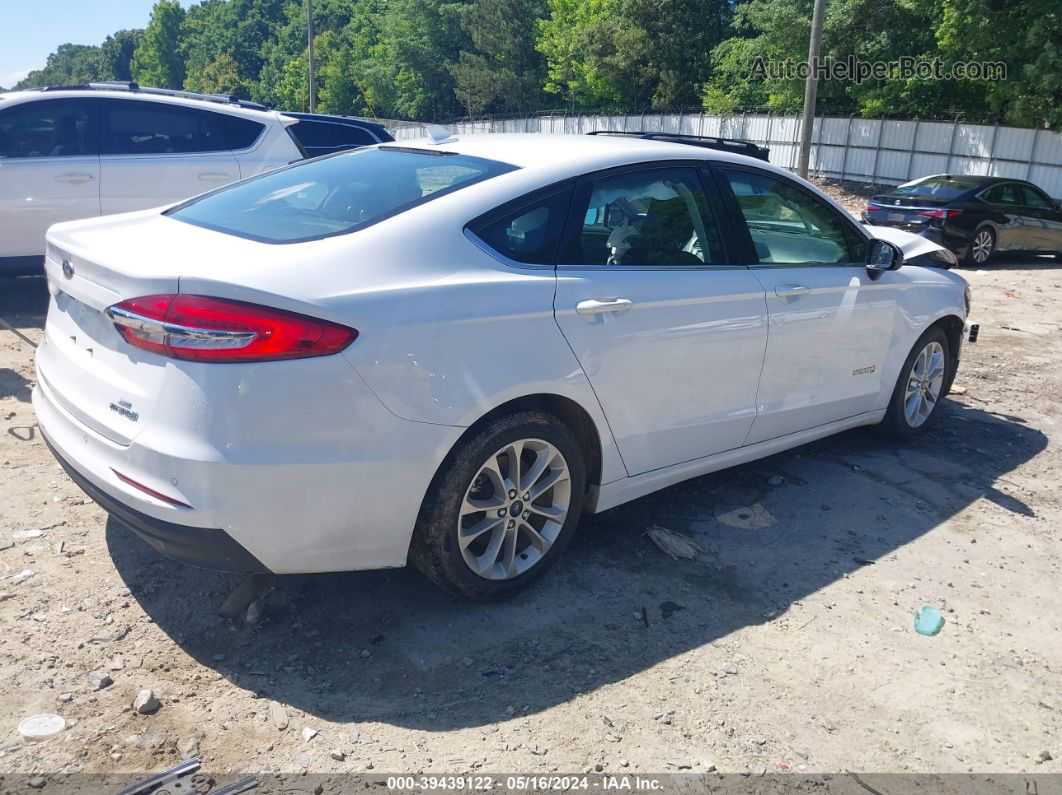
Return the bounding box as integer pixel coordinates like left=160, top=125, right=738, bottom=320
left=918, top=208, right=963, bottom=219
left=864, top=204, right=879, bottom=213
left=105, top=294, right=358, bottom=363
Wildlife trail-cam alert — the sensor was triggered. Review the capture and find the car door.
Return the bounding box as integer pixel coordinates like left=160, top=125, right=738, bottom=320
left=98, top=99, right=240, bottom=214
left=552, top=163, right=769, bottom=476
left=979, top=182, right=1033, bottom=251
left=712, top=166, right=901, bottom=445
left=0, top=98, right=100, bottom=259
left=1018, top=184, right=1062, bottom=253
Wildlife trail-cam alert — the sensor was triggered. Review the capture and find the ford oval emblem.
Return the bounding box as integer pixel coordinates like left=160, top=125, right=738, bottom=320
left=62, top=260, right=74, bottom=279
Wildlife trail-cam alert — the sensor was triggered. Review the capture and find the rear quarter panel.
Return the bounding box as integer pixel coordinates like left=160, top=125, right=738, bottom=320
left=175, top=191, right=628, bottom=487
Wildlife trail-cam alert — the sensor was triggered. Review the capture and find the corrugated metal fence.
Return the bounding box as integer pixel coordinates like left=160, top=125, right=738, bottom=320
left=389, top=112, right=1062, bottom=198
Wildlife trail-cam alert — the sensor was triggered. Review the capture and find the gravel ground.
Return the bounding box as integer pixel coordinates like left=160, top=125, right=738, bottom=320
left=1, top=192, right=1060, bottom=786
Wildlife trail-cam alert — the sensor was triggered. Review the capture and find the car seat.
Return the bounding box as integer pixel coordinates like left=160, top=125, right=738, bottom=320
left=625, top=197, right=703, bottom=265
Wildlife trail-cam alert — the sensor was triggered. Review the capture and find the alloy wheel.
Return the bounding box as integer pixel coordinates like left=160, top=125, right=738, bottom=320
left=904, top=340, right=946, bottom=428
left=971, top=230, right=993, bottom=264
left=458, top=439, right=572, bottom=580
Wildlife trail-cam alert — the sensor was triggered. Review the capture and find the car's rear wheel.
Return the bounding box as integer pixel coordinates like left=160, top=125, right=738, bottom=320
left=880, top=327, right=950, bottom=438
left=410, top=411, right=586, bottom=600
left=966, top=227, right=995, bottom=265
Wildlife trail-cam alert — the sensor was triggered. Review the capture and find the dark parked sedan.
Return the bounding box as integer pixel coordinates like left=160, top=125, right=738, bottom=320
left=862, top=175, right=1062, bottom=265
left=284, top=112, right=394, bottom=158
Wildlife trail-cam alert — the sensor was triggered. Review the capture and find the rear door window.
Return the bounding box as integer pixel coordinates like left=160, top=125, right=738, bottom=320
left=564, top=167, right=722, bottom=266
left=981, top=184, right=1022, bottom=205
left=219, top=114, right=265, bottom=150
left=0, top=99, right=97, bottom=158
left=168, top=146, right=517, bottom=243
left=103, top=100, right=227, bottom=155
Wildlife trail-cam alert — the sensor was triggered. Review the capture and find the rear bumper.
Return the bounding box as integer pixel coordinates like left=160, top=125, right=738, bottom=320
left=862, top=216, right=971, bottom=258
left=43, top=431, right=269, bottom=572
left=32, top=335, right=463, bottom=574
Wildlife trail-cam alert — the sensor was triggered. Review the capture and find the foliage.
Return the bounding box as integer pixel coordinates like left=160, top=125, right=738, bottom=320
left=11, top=0, right=1061, bottom=127
left=131, top=0, right=187, bottom=89
left=15, top=31, right=143, bottom=89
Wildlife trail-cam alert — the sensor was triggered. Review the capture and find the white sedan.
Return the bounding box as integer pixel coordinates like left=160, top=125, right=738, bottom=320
left=33, top=133, right=972, bottom=599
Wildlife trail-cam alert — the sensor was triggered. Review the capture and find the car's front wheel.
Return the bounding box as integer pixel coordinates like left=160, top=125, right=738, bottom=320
left=410, top=410, right=586, bottom=600
left=880, top=327, right=951, bottom=437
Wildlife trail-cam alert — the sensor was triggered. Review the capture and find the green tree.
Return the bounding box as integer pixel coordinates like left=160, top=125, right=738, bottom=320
left=937, top=0, right=1061, bottom=127
left=702, top=0, right=988, bottom=119
left=131, top=0, right=188, bottom=89
left=450, top=0, right=547, bottom=116
left=536, top=0, right=647, bottom=108
left=16, top=44, right=105, bottom=88
left=537, top=0, right=728, bottom=110
left=184, top=52, right=254, bottom=96
left=98, top=30, right=143, bottom=82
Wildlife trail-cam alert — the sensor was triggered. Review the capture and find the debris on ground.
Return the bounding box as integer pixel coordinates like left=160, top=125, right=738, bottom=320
left=18, top=713, right=66, bottom=741
left=914, top=605, right=945, bottom=636
left=218, top=573, right=275, bottom=619
left=133, top=689, right=161, bottom=715
left=270, top=702, right=289, bottom=731
left=645, top=525, right=701, bottom=560
left=88, top=670, right=113, bottom=690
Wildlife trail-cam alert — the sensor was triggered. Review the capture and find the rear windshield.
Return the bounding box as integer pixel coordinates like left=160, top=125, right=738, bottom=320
left=893, top=178, right=981, bottom=199
left=167, top=146, right=516, bottom=243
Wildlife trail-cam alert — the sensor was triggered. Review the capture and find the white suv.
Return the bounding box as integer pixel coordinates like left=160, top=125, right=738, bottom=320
left=0, top=82, right=303, bottom=274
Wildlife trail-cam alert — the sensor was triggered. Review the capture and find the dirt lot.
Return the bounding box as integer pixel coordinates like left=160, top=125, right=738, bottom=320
left=1, top=195, right=1060, bottom=785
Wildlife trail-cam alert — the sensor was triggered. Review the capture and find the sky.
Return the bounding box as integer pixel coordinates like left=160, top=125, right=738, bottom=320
left=0, top=1, right=190, bottom=88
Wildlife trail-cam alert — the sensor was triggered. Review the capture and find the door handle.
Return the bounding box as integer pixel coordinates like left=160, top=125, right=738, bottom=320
left=576, top=298, right=634, bottom=316
left=55, top=173, right=94, bottom=184
left=197, top=172, right=233, bottom=183
left=775, top=284, right=811, bottom=298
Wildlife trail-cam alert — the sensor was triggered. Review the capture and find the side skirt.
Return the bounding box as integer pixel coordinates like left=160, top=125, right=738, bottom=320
left=587, top=410, right=886, bottom=513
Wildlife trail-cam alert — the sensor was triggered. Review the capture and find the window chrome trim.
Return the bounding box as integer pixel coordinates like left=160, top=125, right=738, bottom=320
left=555, top=262, right=749, bottom=272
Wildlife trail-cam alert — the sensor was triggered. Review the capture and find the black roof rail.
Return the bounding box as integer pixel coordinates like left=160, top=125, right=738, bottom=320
left=586, top=130, right=770, bottom=162
left=37, top=81, right=271, bottom=111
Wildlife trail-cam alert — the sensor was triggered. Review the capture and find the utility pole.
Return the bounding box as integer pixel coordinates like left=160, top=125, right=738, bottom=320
left=307, top=0, right=316, bottom=112
left=797, top=0, right=826, bottom=178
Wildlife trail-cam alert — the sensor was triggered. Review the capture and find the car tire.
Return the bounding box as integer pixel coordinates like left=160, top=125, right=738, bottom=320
left=410, top=410, right=586, bottom=600
left=880, top=327, right=951, bottom=438
left=966, top=227, right=995, bottom=265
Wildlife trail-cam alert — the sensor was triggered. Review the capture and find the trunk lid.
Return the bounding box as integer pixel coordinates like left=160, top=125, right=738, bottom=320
left=869, top=193, right=950, bottom=210
left=39, top=209, right=315, bottom=445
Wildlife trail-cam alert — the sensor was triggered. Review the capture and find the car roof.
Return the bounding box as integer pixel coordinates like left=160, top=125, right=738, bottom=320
left=392, top=133, right=784, bottom=175
left=0, top=87, right=280, bottom=121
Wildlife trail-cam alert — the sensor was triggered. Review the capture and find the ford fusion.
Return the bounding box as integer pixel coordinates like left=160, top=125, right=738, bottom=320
left=34, top=133, right=972, bottom=599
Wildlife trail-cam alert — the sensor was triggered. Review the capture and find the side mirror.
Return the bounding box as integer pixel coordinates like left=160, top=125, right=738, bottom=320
left=866, top=239, right=902, bottom=279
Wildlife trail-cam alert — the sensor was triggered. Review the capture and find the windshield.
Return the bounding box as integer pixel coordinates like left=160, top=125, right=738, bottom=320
left=893, top=177, right=980, bottom=199
left=168, top=146, right=516, bottom=243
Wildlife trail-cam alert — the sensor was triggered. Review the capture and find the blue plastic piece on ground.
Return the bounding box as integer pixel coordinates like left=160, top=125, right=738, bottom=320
left=914, top=605, right=945, bottom=636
